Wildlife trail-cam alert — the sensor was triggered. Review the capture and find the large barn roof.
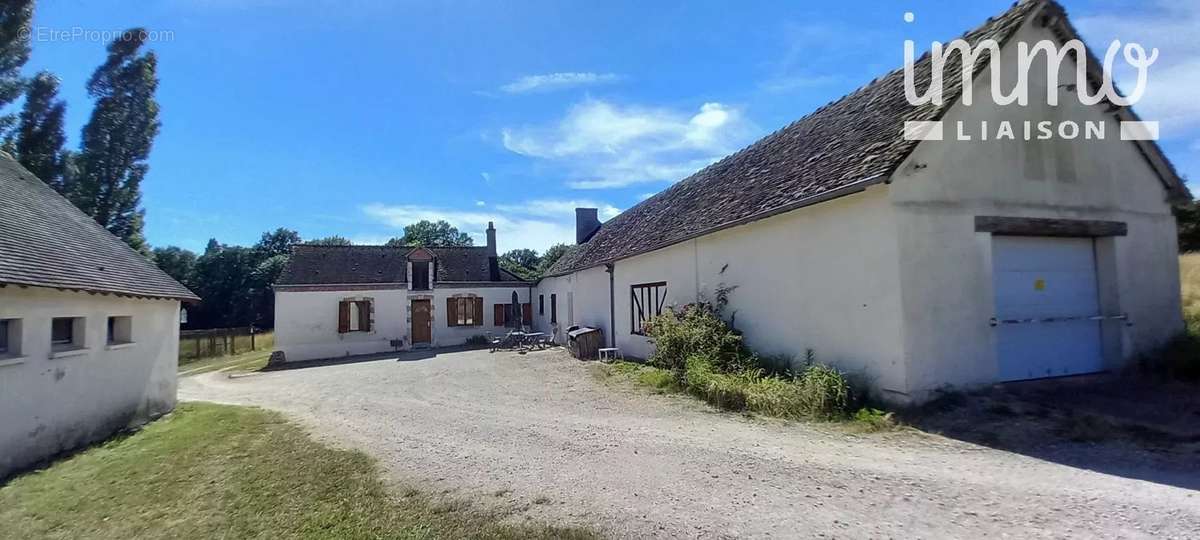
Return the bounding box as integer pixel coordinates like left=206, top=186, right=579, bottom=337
left=545, top=0, right=1187, bottom=277
left=0, top=154, right=198, bottom=301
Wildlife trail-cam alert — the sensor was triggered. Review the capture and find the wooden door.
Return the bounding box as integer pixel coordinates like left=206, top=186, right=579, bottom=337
left=412, top=299, right=432, bottom=344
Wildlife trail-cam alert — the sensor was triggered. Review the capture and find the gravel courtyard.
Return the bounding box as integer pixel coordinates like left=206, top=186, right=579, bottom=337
left=180, top=348, right=1200, bottom=539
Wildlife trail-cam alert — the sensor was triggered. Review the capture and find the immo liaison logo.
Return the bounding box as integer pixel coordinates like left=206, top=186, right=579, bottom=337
left=900, top=11, right=1160, bottom=143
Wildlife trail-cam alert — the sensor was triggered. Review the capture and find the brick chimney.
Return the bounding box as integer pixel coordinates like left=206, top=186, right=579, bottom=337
left=575, top=208, right=601, bottom=244
left=486, top=221, right=500, bottom=280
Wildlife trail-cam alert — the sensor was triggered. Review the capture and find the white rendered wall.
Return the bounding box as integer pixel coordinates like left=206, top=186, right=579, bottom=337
left=888, top=20, right=1184, bottom=399
left=0, top=286, right=180, bottom=478
left=540, top=187, right=909, bottom=393
left=275, top=285, right=533, bottom=362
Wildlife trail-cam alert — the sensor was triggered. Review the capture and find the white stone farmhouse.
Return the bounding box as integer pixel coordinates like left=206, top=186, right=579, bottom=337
left=273, top=223, right=533, bottom=362
left=0, top=155, right=198, bottom=478
left=532, top=0, right=1189, bottom=403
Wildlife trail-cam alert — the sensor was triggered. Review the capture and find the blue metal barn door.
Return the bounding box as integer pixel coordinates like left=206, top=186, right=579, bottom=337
left=992, top=236, right=1105, bottom=381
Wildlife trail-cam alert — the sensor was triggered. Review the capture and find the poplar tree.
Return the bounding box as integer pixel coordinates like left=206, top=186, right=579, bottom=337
left=73, top=29, right=161, bottom=254
left=13, top=71, right=67, bottom=190
left=0, top=1, right=32, bottom=134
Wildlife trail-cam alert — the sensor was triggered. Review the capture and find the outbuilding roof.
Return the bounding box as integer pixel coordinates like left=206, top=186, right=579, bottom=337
left=277, top=244, right=529, bottom=286
left=0, top=154, right=199, bottom=301
left=545, top=0, right=1187, bottom=277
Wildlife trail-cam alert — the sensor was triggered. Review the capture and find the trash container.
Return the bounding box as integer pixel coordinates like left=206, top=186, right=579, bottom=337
left=566, top=326, right=604, bottom=360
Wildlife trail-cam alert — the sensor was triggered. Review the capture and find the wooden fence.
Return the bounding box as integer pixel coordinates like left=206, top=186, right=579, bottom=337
left=179, top=327, right=270, bottom=362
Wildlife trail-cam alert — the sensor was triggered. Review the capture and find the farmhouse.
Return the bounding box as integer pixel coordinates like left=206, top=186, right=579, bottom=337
left=273, top=223, right=533, bottom=362
left=0, top=155, right=198, bottom=478
left=532, top=0, right=1188, bottom=403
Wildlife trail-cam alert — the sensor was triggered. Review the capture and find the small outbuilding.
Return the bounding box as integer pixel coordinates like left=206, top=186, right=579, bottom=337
left=0, top=155, right=198, bottom=478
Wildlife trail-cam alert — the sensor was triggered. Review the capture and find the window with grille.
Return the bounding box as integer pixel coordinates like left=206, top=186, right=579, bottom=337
left=630, top=281, right=667, bottom=335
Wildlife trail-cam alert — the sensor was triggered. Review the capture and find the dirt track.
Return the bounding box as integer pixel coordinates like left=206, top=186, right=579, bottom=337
left=180, top=348, right=1200, bottom=539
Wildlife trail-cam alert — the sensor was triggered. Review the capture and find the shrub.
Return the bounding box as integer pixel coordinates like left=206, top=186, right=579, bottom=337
left=794, top=363, right=852, bottom=419
left=645, top=304, right=750, bottom=374
left=682, top=355, right=854, bottom=419
left=464, top=335, right=489, bottom=347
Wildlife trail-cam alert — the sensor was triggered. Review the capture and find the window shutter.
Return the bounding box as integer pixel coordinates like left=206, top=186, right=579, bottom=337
left=337, top=301, right=350, bottom=333
left=522, top=303, right=532, bottom=324
left=358, top=301, right=372, bottom=332
left=494, top=303, right=505, bottom=327
left=447, top=298, right=458, bottom=327
left=474, top=298, right=484, bottom=326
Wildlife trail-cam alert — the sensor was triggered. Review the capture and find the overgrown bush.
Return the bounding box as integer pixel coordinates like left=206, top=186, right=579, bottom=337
left=645, top=304, right=750, bottom=374
left=682, top=355, right=855, bottom=419
left=639, top=280, right=862, bottom=421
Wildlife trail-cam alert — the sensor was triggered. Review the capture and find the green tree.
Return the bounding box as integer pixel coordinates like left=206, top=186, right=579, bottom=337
left=72, top=29, right=161, bottom=254
left=255, top=227, right=301, bottom=257
left=500, top=248, right=541, bottom=280
left=151, top=246, right=197, bottom=288
left=538, top=243, right=571, bottom=273
left=12, top=72, right=67, bottom=191
left=396, top=220, right=473, bottom=247
left=190, top=245, right=259, bottom=328
left=1176, top=198, right=1200, bottom=252
left=307, top=235, right=352, bottom=246
left=0, top=1, right=32, bottom=135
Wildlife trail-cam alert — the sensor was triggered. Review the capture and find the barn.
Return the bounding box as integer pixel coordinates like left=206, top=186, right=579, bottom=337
left=531, top=0, right=1188, bottom=403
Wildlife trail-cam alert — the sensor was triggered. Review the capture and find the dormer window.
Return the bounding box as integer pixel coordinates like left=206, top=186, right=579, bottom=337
left=412, top=261, right=430, bottom=290
left=408, top=248, right=435, bottom=291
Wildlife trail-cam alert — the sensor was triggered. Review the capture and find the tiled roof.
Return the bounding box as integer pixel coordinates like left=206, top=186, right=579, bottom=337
left=0, top=154, right=198, bottom=301
left=277, top=244, right=529, bottom=286
left=545, top=0, right=1187, bottom=277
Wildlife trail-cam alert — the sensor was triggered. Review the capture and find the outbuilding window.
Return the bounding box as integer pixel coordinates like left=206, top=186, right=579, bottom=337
left=0, top=319, right=10, bottom=355
left=631, top=281, right=667, bottom=335
left=338, top=299, right=372, bottom=333
left=51, top=317, right=85, bottom=351
left=550, top=294, right=557, bottom=324
left=539, top=294, right=545, bottom=316
left=107, top=316, right=133, bottom=345
left=447, top=296, right=483, bottom=327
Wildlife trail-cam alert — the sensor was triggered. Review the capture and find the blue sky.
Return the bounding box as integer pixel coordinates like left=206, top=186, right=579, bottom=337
left=22, top=0, right=1200, bottom=253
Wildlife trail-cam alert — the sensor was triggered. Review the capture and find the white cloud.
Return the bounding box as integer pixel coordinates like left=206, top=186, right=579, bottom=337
left=362, top=198, right=620, bottom=252
left=494, top=199, right=619, bottom=220
left=500, top=72, right=623, bottom=94
left=1076, top=2, right=1200, bottom=138
left=474, top=200, right=486, bottom=207
left=502, top=99, right=757, bottom=189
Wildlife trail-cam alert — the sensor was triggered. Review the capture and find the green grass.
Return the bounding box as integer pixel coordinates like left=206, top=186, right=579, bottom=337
left=599, top=360, right=894, bottom=430
left=0, top=403, right=597, bottom=540
left=179, top=331, right=275, bottom=364
left=178, top=348, right=272, bottom=376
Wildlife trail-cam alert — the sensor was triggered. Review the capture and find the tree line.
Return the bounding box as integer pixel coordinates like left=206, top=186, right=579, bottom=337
left=157, top=220, right=570, bottom=329
left=2, top=2, right=160, bottom=254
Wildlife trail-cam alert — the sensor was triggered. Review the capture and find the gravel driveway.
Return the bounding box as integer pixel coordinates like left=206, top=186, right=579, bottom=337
left=180, top=348, right=1200, bottom=538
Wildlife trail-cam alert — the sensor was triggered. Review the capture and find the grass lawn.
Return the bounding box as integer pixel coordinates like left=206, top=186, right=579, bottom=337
left=179, top=331, right=275, bottom=364
left=0, top=403, right=597, bottom=540
left=178, top=348, right=273, bottom=376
